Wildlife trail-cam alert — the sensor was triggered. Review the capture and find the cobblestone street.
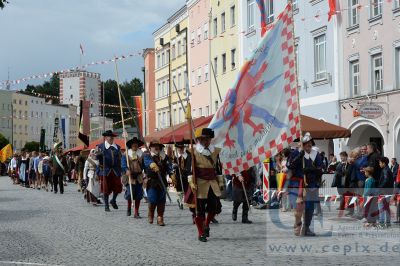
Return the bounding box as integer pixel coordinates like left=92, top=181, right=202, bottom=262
left=2, top=175, right=400, bottom=266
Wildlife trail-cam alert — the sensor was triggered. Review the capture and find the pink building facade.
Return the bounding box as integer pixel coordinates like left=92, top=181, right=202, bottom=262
left=143, top=48, right=156, bottom=136
left=339, top=0, right=400, bottom=158
left=188, top=0, right=211, bottom=118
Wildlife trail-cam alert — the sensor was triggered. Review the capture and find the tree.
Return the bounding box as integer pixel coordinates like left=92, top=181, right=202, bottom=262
left=0, top=0, right=9, bottom=9
left=102, top=78, right=143, bottom=128
left=26, top=74, right=60, bottom=103
left=0, top=133, right=9, bottom=150
left=23, top=141, right=40, bottom=152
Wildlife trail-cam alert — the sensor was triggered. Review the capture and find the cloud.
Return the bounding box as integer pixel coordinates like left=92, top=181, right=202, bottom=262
left=0, top=0, right=184, bottom=86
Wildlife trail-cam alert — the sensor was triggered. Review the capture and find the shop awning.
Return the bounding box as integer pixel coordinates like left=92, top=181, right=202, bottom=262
left=300, top=115, right=351, bottom=139
left=160, top=115, right=213, bottom=144
left=64, top=138, right=126, bottom=154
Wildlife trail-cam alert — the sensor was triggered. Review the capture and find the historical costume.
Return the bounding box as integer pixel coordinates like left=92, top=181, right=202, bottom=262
left=51, top=142, right=68, bottom=194
left=75, top=152, right=86, bottom=192
left=19, top=151, right=29, bottom=187
left=189, top=128, right=224, bottom=242
left=232, top=167, right=256, bottom=224
left=287, top=133, right=323, bottom=236
left=121, top=137, right=145, bottom=218
left=84, top=149, right=101, bottom=205
left=96, top=130, right=123, bottom=212
left=143, top=140, right=174, bottom=226
left=9, top=154, right=18, bottom=184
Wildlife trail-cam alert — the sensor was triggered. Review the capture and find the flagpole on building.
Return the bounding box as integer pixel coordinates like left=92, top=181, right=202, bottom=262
left=114, top=58, right=135, bottom=208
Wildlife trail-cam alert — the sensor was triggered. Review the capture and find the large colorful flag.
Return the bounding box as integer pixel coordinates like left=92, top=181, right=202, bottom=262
left=209, top=3, right=300, bottom=175
left=256, top=0, right=267, bottom=36
left=132, top=96, right=143, bottom=134
left=0, top=144, right=12, bottom=163
left=78, top=100, right=90, bottom=147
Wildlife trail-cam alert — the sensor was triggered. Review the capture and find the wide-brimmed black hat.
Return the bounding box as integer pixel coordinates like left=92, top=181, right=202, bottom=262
left=149, top=140, right=165, bottom=149
left=126, top=137, right=144, bottom=148
left=102, top=130, right=118, bottom=137
left=195, top=127, right=215, bottom=139
left=175, top=142, right=185, bottom=148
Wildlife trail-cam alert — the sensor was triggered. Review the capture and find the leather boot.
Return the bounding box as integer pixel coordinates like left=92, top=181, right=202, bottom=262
left=303, top=227, right=316, bottom=237
left=148, top=204, right=156, bottom=224
left=134, top=200, right=141, bottom=218
left=157, top=203, right=165, bottom=226
left=204, top=213, right=215, bottom=237
left=242, top=209, right=252, bottom=224
left=127, top=199, right=132, bottom=216
left=232, top=202, right=239, bottom=221
left=195, top=216, right=207, bottom=242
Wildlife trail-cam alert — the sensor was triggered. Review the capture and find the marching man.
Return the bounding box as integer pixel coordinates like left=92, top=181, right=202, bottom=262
left=143, top=140, right=174, bottom=226
left=96, top=130, right=123, bottom=212
left=121, top=137, right=145, bottom=218
left=287, top=132, right=323, bottom=236
left=189, top=127, right=225, bottom=242
left=232, top=167, right=256, bottom=224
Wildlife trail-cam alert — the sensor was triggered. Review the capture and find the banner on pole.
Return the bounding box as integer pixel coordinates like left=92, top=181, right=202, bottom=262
left=262, top=159, right=270, bottom=203
left=209, top=4, right=300, bottom=175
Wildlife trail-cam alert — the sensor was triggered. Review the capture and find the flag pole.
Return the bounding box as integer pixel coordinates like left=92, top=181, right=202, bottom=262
left=113, top=57, right=135, bottom=209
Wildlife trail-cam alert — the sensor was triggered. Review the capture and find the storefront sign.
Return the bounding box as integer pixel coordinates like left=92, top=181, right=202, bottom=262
left=359, top=104, right=384, bottom=119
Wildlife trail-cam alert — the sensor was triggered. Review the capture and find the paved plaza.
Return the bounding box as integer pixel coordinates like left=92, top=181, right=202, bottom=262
left=1, top=176, right=400, bottom=265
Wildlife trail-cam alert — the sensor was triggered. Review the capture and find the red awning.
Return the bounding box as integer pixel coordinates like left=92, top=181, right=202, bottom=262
left=300, top=115, right=351, bottom=139
left=160, top=115, right=213, bottom=144
left=64, top=138, right=126, bottom=154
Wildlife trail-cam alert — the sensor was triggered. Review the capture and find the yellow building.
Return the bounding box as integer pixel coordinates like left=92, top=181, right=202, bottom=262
left=210, top=0, right=240, bottom=114
left=153, top=5, right=188, bottom=130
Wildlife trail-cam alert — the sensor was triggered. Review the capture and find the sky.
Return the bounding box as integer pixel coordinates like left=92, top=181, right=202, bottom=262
left=0, top=0, right=185, bottom=89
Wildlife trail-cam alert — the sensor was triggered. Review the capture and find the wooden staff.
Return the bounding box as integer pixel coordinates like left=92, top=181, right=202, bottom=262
left=114, top=58, right=135, bottom=208
left=186, top=102, right=197, bottom=213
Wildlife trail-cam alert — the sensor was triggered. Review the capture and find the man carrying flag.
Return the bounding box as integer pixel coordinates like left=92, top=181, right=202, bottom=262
left=189, top=127, right=225, bottom=242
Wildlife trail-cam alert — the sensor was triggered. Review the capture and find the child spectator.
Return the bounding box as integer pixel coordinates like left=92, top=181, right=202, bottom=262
left=363, top=167, right=378, bottom=227
left=377, top=157, right=394, bottom=228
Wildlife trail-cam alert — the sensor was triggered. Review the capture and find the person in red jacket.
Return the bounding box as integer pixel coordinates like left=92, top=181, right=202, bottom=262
left=232, top=167, right=256, bottom=224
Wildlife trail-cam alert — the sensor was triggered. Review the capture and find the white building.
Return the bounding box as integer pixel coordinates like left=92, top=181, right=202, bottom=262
left=59, top=70, right=101, bottom=117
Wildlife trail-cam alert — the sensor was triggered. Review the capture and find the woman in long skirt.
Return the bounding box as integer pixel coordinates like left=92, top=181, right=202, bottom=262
left=84, top=149, right=100, bottom=206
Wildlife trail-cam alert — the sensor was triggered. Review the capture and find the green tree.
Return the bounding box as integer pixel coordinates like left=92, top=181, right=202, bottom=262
left=102, top=78, right=143, bottom=128
left=26, top=74, right=60, bottom=103
left=0, top=133, right=9, bottom=150
left=0, top=0, right=9, bottom=9
left=23, top=141, right=40, bottom=152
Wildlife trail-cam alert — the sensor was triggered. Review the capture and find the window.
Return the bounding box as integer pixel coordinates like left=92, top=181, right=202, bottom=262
left=182, top=38, right=186, bottom=54
left=214, top=57, right=218, bottom=75
left=184, top=71, right=188, bottom=90
left=162, top=52, right=165, bottom=66
left=157, top=54, right=161, bottom=68
left=178, top=73, right=182, bottom=90
left=396, top=0, right=400, bottom=9
left=171, top=44, right=176, bottom=59
left=222, top=53, right=227, bottom=74
left=350, top=60, right=360, bottom=96
left=197, top=68, right=202, bottom=85
left=231, top=49, right=236, bottom=69
left=230, top=5, right=236, bottom=27
left=370, top=0, right=382, bottom=18
left=372, top=53, right=383, bottom=92
left=197, top=28, right=202, bottom=43
left=158, top=112, right=161, bottom=129
left=213, top=18, right=218, bottom=37
left=395, top=47, right=400, bottom=89
left=173, top=109, right=177, bottom=124
left=221, top=12, right=226, bottom=33
left=204, top=23, right=209, bottom=40
left=215, top=101, right=219, bottom=113
left=348, top=0, right=359, bottom=27
left=166, top=49, right=170, bottom=62
left=314, top=34, right=327, bottom=81
left=247, top=0, right=255, bottom=30
left=204, top=64, right=209, bottom=81
left=266, top=0, right=274, bottom=24
left=191, top=31, right=195, bottom=47
left=178, top=107, right=182, bottom=123
left=199, top=107, right=203, bottom=117
left=177, top=41, right=181, bottom=56
left=162, top=112, right=166, bottom=128
left=192, top=109, right=196, bottom=118
left=205, top=106, right=210, bottom=116
left=158, top=83, right=161, bottom=98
